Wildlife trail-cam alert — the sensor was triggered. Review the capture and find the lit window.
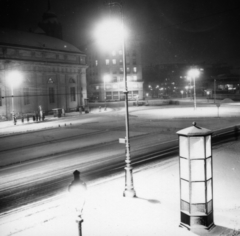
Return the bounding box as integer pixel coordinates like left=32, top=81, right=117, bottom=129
left=96, top=86, right=99, bottom=90
left=133, top=75, right=137, bottom=81
left=112, top=59, right=116, bottom=64
left=133, top=67, right=137, bottom=73
left=106, top=59, right=110, bottom=65
left=95, top=60, right=98, bottom=66
left=48, top=78, right=55, bottom=84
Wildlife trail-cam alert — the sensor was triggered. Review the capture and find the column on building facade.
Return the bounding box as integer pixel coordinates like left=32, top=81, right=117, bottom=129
left=80, top=68, right=87, bottom=106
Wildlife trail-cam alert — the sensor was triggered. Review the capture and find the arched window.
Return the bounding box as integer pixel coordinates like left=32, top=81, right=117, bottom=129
left=48, top=77, right=55, bottom=84
left=69, top=78, right=75, bottom=83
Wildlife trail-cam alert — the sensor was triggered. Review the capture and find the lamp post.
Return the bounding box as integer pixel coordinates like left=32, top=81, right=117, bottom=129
left=96, top=2, right=136, bottom=197
left=187, top=69, right=200, bottom=110
left=7, top=71, right=22, bottom=123
left=177, top=122, right=215, bottom=232
left=180, top=90, right=184, bottom=99
left=206, top=91, right=210, bottom=102
left=68, top=170, right=87, bottom=236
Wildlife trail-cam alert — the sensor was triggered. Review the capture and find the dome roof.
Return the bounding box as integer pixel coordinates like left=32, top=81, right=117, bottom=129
left=41, top=10, right=61, bottom=25
left=0, top=28, right=82, bottom=53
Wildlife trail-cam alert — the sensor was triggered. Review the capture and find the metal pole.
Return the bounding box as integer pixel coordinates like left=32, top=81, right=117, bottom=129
left=193, top=76, right=196, bottom=109
left=78, top=218, right=83, bottom=236
left=11, top=84, right=14, bottom=118
left=214, top=79, right=216, bottom=104
left=107, top=1, right=136, bottom=197
left=115, top=2, right=136, bottom=198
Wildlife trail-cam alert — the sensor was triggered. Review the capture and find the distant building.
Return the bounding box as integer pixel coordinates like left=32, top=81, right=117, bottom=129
left=86, top=40, right=143, bottom=101
left=0, top=28, right=87, bottom=120
left=143, top=63, right=240, bottom=99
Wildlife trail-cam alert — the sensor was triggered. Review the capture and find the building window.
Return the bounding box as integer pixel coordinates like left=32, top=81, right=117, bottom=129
left=112, top=51, right=116, bottom=56
left=69, top=78, right=75, bottom=83
left=95, top=60, right=98, bottom=66
left=49, top=87, right=55, bottom=103
left=132, top=50, right=137, bottom=56
left=0, top=88, right=2, bottom=106
left=133, top=67, right=137, bottom=73
left=48, top=78, right=55, bottom=84
left=120, top=68, right=123, bottom=74
left=112, top=59, right=116, bottom=64
left=70, top=87, right=76, bottom=101
left=119, top=59, right=123, bottom=65
left=133, top=59, right=137, bottom=65
left=113, top=91, right=119, bottom=100
left=23, top=88, right=30, bottom=105
left=106, top=91, right=112, bottom=100
left=106, top=59, right=110, bottom=65
left=133, top=75, right=137, bottom=81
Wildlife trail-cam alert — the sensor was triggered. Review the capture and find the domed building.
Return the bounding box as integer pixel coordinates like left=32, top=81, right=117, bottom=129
left=0, top=28, right=87, bottom=120
left=36, top=0, right=63, bottom=39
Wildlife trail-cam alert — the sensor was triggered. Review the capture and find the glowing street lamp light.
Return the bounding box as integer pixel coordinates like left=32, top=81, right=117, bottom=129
left=187, top=69, right=200, bottom=110
left=68, top=170, right=87, bottom=236
left=180, top=90, right=184, bottom=98
left=177, top=122, right=214, bottom=232
left=96, top=2, right=136, bottom=197
left=7, top=70, right=22, bottom=122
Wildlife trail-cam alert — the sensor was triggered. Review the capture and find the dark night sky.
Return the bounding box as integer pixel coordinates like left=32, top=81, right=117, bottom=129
left=0, top=0, right=239, bottom=66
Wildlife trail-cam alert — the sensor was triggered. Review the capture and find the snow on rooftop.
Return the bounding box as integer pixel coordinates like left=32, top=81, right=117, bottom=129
left=0, top=28, right=82, bottom=53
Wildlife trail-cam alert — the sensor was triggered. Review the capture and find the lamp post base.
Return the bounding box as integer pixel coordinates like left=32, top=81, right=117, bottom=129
left=123, top=166, right=136, bottom=198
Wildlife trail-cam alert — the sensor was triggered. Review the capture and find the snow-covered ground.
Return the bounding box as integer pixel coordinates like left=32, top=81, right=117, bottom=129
left=0, top=139, right=239, bottom=236
left=0, top=105, right=240, bottom=236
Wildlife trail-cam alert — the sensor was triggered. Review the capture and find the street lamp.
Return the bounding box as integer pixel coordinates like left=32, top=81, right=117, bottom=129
left=7, top=70, right=22, bottom=123
left=96, top=2, right=136, bottom=197
left=68, top=170, right=87, bottom=236
left=187, top=69, right=200, bottom=110
left=180, top=90, right=184, bottom=99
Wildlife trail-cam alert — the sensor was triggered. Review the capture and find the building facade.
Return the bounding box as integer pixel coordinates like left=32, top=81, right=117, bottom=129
left=86, top=40, right=143, bottom=102
left=0, top=28, right=87, bottom=120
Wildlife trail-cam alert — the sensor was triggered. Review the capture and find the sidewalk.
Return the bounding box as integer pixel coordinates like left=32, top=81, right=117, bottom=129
left=0, top=108, right=112, bottom=137
left=1, top=139, right=240, bottom=236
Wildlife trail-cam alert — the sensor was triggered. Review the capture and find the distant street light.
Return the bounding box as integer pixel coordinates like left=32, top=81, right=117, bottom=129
left=95, top=2, right=136, bottom=197
left=187, top=69, right=200, bottom=109
left=180, top=90, right=184, bottom=98
left=7, top=70, right=22, bottom=123
left=206, top=91, right=210, bottom=102
left=68, top=170, right=87, bottom=236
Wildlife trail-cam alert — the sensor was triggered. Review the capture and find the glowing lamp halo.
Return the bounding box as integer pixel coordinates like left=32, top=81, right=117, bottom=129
left=7, top=71, right=23, bottom=88
left=188, top=68, right=200, bottom=78
left=95, top=18, right=128, bottom=49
